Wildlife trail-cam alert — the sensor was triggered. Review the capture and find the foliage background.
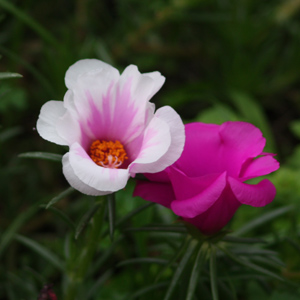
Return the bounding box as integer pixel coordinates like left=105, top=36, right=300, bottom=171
left=1, top=0, right=300, bottom=299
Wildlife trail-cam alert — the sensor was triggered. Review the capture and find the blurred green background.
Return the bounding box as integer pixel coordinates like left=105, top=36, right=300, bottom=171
left=1, top=0, right=300, bottom=299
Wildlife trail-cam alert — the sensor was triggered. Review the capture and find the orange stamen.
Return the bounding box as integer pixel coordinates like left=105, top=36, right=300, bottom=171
left=89, top=140, right=128, bottom=168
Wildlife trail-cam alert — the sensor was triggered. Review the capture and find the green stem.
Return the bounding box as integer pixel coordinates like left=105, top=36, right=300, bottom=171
left=64, top=198, right=106, bottom=300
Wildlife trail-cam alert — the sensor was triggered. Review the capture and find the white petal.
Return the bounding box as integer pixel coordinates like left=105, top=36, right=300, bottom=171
left=62, top=153, right=110, bottom=196
left=36, top=100, right=68, bottom=145
left=143, top=71, right=166, bottom=100
left=129, top=115, right=171, bottom=174
left=65, top=59, right=119, bottom=90
left=67, top=143, right=130, bottom=193
left=150, top=106, right=185, bottom=169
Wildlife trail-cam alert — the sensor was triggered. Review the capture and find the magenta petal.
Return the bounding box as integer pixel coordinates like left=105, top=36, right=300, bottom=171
left=171, top=172, right=227, bottom=218
left=133, top=181, right=174, bottom=208
left=228, top=177, right=276, bottom=207
left=239, top=155, right=280, bottom=180
left=184, top=186, right=241, bottom=235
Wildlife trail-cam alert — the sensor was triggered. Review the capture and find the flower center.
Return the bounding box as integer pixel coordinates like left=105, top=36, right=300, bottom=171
left=89, top=140, right=128, bottom=168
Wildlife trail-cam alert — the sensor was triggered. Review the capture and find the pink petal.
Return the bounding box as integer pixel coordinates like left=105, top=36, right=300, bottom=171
left=133, top=180, right=174, bottom=208
left=62, top=153, right=109, bottom=196
left=239, top=155, right=280, bottom=180
left=36, top=101, right=68, bottom=145
left=184, top=186, right=241, bottom=235
left=219, top=121, right=266, bottom=177
left=129, top=116, right=171, bottom=174
left=228, top=177, right=276, bottom=207
left=171, top=172, right=227, bottom=218
left=66, top=143, right=130, bottom=193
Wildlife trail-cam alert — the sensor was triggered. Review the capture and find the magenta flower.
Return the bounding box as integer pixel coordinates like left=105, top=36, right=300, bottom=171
left=37, top=59, right=185, bottom=195
left=134, top=121, right=279, bottom=235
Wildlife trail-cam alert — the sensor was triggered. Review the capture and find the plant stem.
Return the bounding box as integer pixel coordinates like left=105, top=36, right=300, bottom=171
left=64, top=197, right=106, bottom=300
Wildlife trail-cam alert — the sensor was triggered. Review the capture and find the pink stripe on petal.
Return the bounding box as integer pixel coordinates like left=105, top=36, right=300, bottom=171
left=228, top=177, right=276, bottom=207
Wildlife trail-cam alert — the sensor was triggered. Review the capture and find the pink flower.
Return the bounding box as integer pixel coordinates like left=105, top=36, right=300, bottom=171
left=134, top=121, right=279, bottom=235
left=37, top=59, right=185, bottom=195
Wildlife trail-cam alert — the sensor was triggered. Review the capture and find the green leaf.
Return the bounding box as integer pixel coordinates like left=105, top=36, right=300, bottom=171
left=0, top=0, right=59, bottom=47
left=218, top=246, right=285, bottom=282
left=117, top=257, right=172, bottom=268
left=18, top=152, right=62, bottom=162
left=210, top=245, right=219, bottom=300
left=107, top=193, right=116, bottom=241
left=234, top=205, right=294, bottom=236
left=223, top=236, right=266, bottom=244
left=186, top=243, right=208, bottom=300
left=0, top=126, right=22, bottom=142
left=14, top=234, right=64, bottom=271
left=0, top=203, right=40, bottom=257
left=155, top=236, right=190, bottom=283
left=163, top=239, right=196, bottom=300
left=46, top=187, right=75, bottom=209
left=125, top=225, right=187, bottom=234
left=75, top=203, right=101, bottom=239
left=0, top=72, right=22, bottom=79
left=126, top=281, right=169, bottom=300
left=42, top=205, right=75, bottom=231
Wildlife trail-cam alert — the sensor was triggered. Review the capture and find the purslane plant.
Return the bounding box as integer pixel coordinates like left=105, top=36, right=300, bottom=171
left=134, top=121, right=280, bottom=234
left=36, top=59, right=185, bottom=196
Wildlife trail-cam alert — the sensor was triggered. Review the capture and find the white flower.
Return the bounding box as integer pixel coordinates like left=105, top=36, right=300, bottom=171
left=37, top=59, right=185, bottom=195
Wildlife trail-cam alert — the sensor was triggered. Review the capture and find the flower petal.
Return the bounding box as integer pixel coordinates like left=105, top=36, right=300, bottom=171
left=133, top=180, right=174, bottom=208
left=36, top=100, right=68, bottom=145
left=171, top=172, right=227, bottom=218
left=228, top=177, right=276, bottom=207
left=65, top=59, right=119, bottom=90
left=239, top=155, right=280, bottom=180
left=148, top=106, right=185, bottom=171
left=184, top=186, right=240, bottom=235
left=62, top=153, right=109, bottom=196
left=67, top=142, right=130, bottom=193
left=129, top=115, right=171, bottom=174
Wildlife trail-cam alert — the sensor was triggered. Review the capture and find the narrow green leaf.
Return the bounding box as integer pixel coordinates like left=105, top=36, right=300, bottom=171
left=127, top=281, right=169, bottom=300
left=86, top=269, right=113, bottom=300
left=18, top=152, right=62, bottom=162
left=0, top=0, right=59, bottom=47
left=210, top=246, right=219, bottom=300
left=0, top=72, right=22, bottom=79
left=43, top=206, right=75, bottom=231
left=75, top=204, right=101, bottom=239
left=107, top=193, right=116, bottom=241
left=218, top=246, right=285, bottom=282
left=163, top=239, right=196, bottom=300
left=223, top=236, right=266, bottom=244
left=102, top=202, right=155, bottom=237
left=186, top=243, right=207, bottom=300
left=125, top=225, right=187, bottom=234
left=234, top=205, right=294, bottom=236
left=155, top=236, right=190, bottom=283
left=14, top=234, right=64, bottom=271
left=0, top=127, right=22, bottom=142
left=117, top=257, right=172, bottom=268
left=0, top=203, right=40, bottom=257
left=46, top=187, right=75, bottom=209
